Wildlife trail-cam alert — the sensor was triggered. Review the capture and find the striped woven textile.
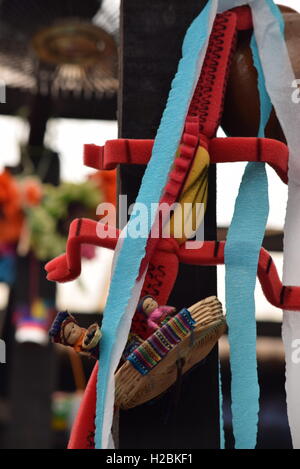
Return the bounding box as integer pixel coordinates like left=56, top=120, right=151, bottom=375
left=127, top=308, right=195, bottom=375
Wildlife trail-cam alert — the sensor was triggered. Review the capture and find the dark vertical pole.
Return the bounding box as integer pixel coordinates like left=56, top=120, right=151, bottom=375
left=118, top=0, right=220, bottom=449
left=28, top=93, right=52, bottom=147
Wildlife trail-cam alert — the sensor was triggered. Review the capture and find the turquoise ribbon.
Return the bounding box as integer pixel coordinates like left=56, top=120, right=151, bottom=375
left=95, top=0, right=216, bottom=448
left=219, top=359, right=225, bottom=449
left=224, top=162, right=269, bottom=448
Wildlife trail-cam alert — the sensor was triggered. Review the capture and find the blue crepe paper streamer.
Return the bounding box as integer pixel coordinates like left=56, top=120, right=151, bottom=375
left=95, top=0, right=216, bottom=448
left=218, top=5, right=267, bottom=450
left=224, top=162, right=269, bottom=449
left=223, top=0, right=285, bottom=448
left=222, top=0, right=285, bottom=448
left=218, top=359, right=225, bottom=449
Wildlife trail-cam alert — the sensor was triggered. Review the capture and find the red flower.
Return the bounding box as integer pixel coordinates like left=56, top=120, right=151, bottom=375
left=22, top=178, right=43, bottom=207
left=0, top=171, right=23, bottom=243
left=89, top=169, right=116, bottom=207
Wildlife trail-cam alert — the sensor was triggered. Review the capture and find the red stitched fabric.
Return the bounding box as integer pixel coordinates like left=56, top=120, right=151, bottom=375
left=137, top=117, right=200, bottom=280
left=45, top=219, right=119, bottom=282
left=179, top=241, right=300, bottom=311
left=188, top=12, right=237, bottom=137
left=209, top=137, right=289, bottom=183
left=140, top=239, right=180, bottom=305
left=232, top=5, right=253, bottom=31
left=84, top=136, right=289, bottom=183
left=46, top=218, right=299, bottom=312
left=84, top=140, right=154, bottom=170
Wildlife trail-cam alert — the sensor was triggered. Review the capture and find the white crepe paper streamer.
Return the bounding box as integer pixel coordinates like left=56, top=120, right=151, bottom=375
left=102, top=228, right=127, bottom=450
left=100, top=267, right=147, bottom=448
left=98, top=223, right=147, bottom=449
left=220, top=0, right=300, bottom=448
left=250, top=1, right=300, bottom=449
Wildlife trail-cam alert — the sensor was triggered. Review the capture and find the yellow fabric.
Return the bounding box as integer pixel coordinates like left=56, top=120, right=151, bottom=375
left=167, top=145, right=209, bottom=244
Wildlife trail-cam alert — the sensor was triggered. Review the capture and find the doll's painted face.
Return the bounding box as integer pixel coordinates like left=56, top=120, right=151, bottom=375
left=142, top=297, right=158, bottom=316
left=63, top=321, right=83, bottom=345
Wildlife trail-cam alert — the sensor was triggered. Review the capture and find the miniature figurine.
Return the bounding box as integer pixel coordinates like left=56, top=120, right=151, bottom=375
left=49, top=311, right=101, bottom=359
left=131, top=295, right=176, bottom=340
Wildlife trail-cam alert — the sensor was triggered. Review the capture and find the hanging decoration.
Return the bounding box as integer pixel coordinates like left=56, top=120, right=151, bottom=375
left=0, top=170, right=101, bottom=261
left=48, top=295, right=226, bottom=411
left=27, top=181, right=100, bottom=260
left=0, top=168, right=105, bottom=345
left=45, top=0, right=300, bottom=451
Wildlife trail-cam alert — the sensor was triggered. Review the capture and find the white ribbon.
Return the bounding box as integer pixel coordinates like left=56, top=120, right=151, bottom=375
left=219, top=0, right=300, bottom=448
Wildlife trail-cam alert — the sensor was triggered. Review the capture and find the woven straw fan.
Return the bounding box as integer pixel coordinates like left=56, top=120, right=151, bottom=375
left=115, top=296, right=226, bottom=410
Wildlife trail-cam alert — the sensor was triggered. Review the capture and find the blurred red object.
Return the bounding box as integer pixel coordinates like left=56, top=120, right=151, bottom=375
left=89, top=169, right=116, bottom=207
left=21, top=178, right=43, bottom=207
left=0, top=171, right=23, bottom=243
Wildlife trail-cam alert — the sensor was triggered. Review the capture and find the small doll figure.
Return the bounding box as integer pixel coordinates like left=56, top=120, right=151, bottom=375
left=49, top=311, right=101, bottom=359
left=131, top=295, right=176, bottom=340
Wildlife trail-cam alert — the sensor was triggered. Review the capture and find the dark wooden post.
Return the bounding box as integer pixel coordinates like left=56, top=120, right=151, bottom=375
left=118, top=0, right=220, bottom=449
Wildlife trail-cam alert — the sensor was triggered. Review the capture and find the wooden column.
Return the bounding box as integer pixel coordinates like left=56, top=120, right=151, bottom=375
left=118, top=0, right=220, bottom=449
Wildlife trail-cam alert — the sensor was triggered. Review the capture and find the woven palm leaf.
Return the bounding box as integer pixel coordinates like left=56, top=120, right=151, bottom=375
left=115, top=296, right=226, bottom=409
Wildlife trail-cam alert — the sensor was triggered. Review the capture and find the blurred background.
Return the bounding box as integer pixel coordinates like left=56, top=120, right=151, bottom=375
left=0, top=0, right=298, bottom=449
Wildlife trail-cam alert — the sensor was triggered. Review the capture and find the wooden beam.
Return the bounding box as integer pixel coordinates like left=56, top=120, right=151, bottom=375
left=118, top=0, right=220, bottom=449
